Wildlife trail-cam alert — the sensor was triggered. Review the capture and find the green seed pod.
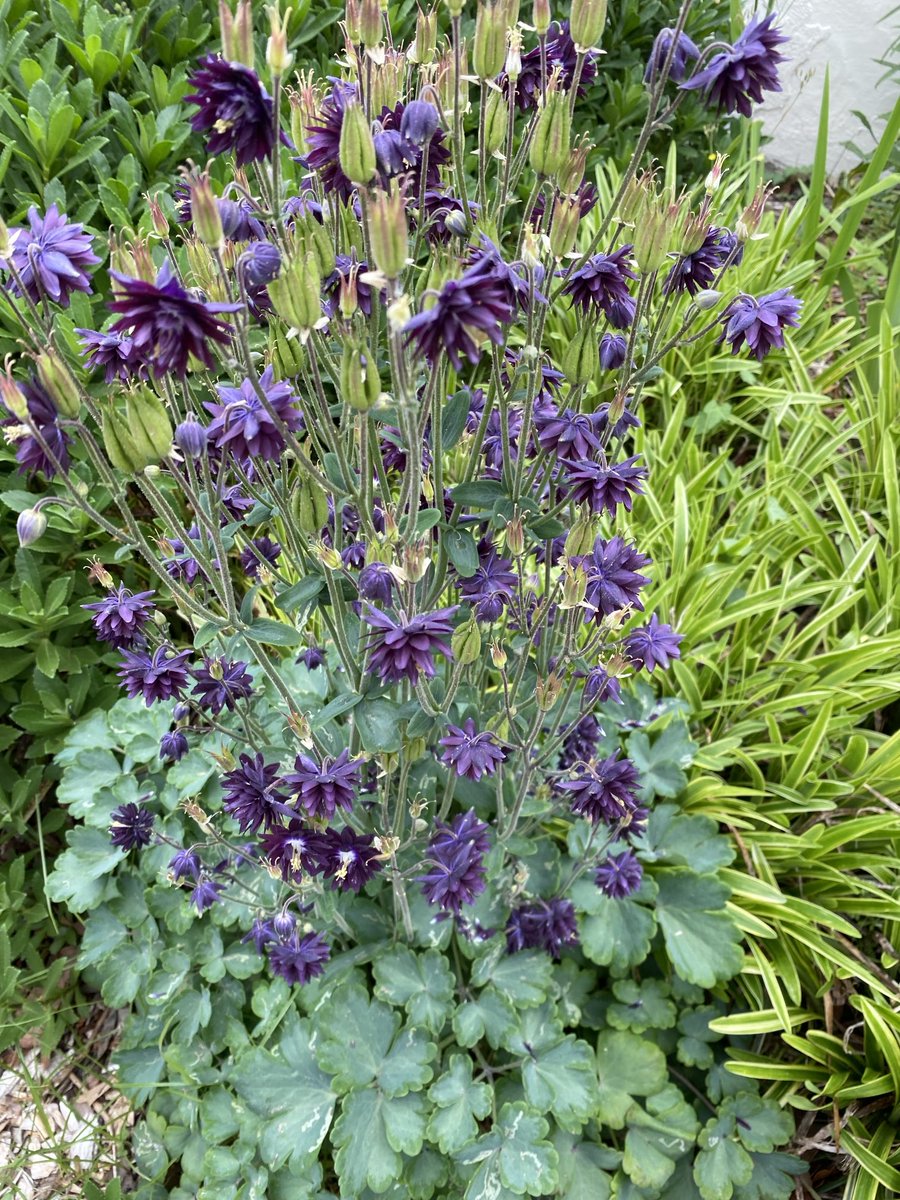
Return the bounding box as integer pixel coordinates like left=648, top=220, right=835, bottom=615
left=452, top=617, right=482, bottom=665
left=562, top=322, right=598, bottom=386
left=368, top=187, right=408, bottom=279
left=548, top=195, right=580, bottom=259
left=483, top=86, right=509, bottom=156
left=102, top=406, right=143, bottom=474
left=341, top=342, right=381, bottom=412
left=473, top=1, right=507, bottom=79
left=569, top=0, right=607, bottom=49
left=298, top=211, right=336, bottom=277
left=126, top=388, right=173, bottom=467
left=529, top=88, right=571, bottom=178
left=564, top=509, right=596, bottom=557
left=268, top=253, right=322, bottom=330
left=35, top=349, right=80, bottom=418
left=270, top=329, right=306, bottom=380
left=339, top=101, right=377, bottom=186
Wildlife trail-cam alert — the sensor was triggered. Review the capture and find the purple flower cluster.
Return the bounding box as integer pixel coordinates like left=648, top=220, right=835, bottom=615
left=558, top=751, right=643, bottom=826
left=205, top=367, right=304, bottom=461
left=439, top=720, right=506, bottom=781
left=682, top=13, right=787, bottom=117
left=418, top=810, right=490, bottom=915
left=364, top=606, right=458, bottom=685
left=284, top=749, right=362, bottom=821
left=0, top=204, right=98, bottom=307
left=506, top=898, right=579, bottom=959
left=83, top=586, right=155, bottom=648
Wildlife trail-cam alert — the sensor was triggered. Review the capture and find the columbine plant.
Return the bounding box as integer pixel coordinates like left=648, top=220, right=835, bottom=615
left=15, top=1, right=804, bottom=1195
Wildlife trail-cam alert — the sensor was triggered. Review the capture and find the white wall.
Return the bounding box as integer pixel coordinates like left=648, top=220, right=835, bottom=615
left=749, top=0, right=899, bottom=175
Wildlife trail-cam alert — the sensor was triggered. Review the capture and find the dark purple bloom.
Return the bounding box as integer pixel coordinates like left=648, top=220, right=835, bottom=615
left=162, top=526, right=206, bottom=586
left=374, top=125, right=416, bottom=176
left=581, top=536, right=652, bottom=619
left=240, top=536, right=281, bottom=578
left=584, top=666, right=623, bottom=705
left=377, top=101, right=451, bottom=191
left=117, top=645, right=191, bottom=706
left=401, top=100, right=441, bottom=145
left=664, top=226, right=734, bottom=296
left=109, top=803, right=154, bottom=850
left=503, top=21, right=597, bottom=112
left=221, top=752, right=291, bottom=834
left=109, top=261, right=239, bottom=378
left=298, top=646, right=325, bottom=669
left=418, top=809, right=490, bottom=914
left=160, top=729, right=189, bottom=762
left=260, top=819, right=324, bottom=881
left=191, top=876, right=221, bottom=913
left=341, top=541, right=366, bottom=569
left=403, top=257, right=514, bottom=370
left=506, top=898, right=579, bottom=958
left=558, top=751, right=643, bottom=825
left=169, top=848, right=201, bottom=881
left=268, top=930, right=330, bottom=985
left=83, top=585, right=156, bottom=649
left=317, top=826, right=383, bottom=892
left=599, top=332, right=628, bottom=370
left=3, top=379, right=71, bottom=479
left=77, top=329, right=147, bottom=383
left=191, top=658, right=254, bottom=715
left=481, top=408, right=523, bottom=471
left=177, top=187, right=266, bottom=240
left=439, top=718, right=506, bottom=781
left=1, top=204, right=98, bottom=307
left=459, top=550, right=517, bottom=624
left=645, top=27, right=700, bottom=83
left=174, top=414, right=208, bottom=459
left=358, top=561, right=395, bottom=604
left=535, top=405, right=601, bottom=461
left=624, top=613, right=684, bottom=672
left=563, top=456, right=647, bottom=518
left=239, top=240, right=282, bottom=289
left=562, top=246, right=637, bottom=327
left=560, top=715, right=603, bottom=771
left=364, top=605, right=458, bottom=685
left=243, top=916, right=278, bottom=954
left=595, top=850, right=644, bottom=899
left=205, top=367, right=304, bottom=460
left=187, top=55, right=277, bottom=164
left=284, top=749, right=361, bottom=821
left=469, top=236, right=547, bottom=313
left=378, top=424, right=432, bottom=474
left=282, top=193, right=324, bottom=227
left=681, top=12, right=788, bottom=117
left=720, top=289, right=802, bottom=361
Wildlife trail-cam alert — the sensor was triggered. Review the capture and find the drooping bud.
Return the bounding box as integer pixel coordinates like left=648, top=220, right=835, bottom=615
left=452, top=617, right=482, bottom=665
left=146, top=194, right=170, bottom=239
left=17, top=507, right=47, bottom=547
left=548, top=195, right=580, bottom=258
left=409, top=7, right=438, bottom=64
left=533, top=0, right=550, bottom=36
left=174, top=414, right=208, bottom=459
left=562, top=322, right=598, bottom=385
left=368, top=186, right=408, bottom=279
left=569, top=0, right=607, bottom=49
left=341, top=341, right=381, bottom=411
left=339, top=101, right=377, bottom=185
left=483, top=85, right=509, bottom=157
left=505, top=515, right=525, bottom=557
left=359, top=0, right=382, bottom=47
left=400, top=99, right=441, bottom=147
left=557, top=136, right=590, bottom=196
left=705, top=153, right=727, bottom=195
left=125, top=388, right=174, bottom=467
left=473, top=1, right=507, bottom=79
left=694, top=288, right=722, bottom=311
left=490, top=640, right=507, bottom=669
left=268, top=252, right=322, bottom=329
left=529, top=81, right=571, bottom=178
left=188, top=173, right=224, bottom=252
left=737, top=181, right=775, bottom=242
left=35, top=349, right=80, bottom=418
left=266, top=3, right=294, bottom=74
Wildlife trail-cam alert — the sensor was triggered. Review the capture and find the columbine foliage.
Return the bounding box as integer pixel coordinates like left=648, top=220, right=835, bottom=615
left=16, top=0, right=802, bottom=1192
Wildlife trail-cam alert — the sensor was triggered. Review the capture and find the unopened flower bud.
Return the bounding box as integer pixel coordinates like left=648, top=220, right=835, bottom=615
left=220, top=0, right=254, bottom=68
left=17, top=507, right=46, bottom=547
left=535, top=671, right=563, bottom=710
left=187, top=173, right=224, bottom=252
left=569, top=0, right=607, bottom=49
left=445, top=0, right=466, bottom=18
left=0, top=217, right=15, bottom=260
left=368, top=186, right=408, bottom=278
left=346, top=0, right=362, bottom=42
left=490, top=640, right=507, bottom=669
left=557, top=137, right=590, bottom=196
left=694, top=288, right=722, bottom=311
left=125, top=388, right=174, bottom=467
left=737, top=182, right=775, bottom=242
left=400, top=99, right=441, bottom=147
left=505, top=26, right=523, bottom=80
left=529, top=84, right=571, bottom=178
left=174, top=414, right=208, bottom=458
left=452, top=617, right=482, bottom=665
left=401, top=541, right=431, bottom=582
left=483, top=85, right=509, bottom=157
left=146, top=194, right=170, bottom=239
left=359, top=0, right=382, bottom=47
left=0, top=365, right=29, bottom=421
left=564, top=511, right=596, bottom=557
left=409, top=6, right=438, bottom=62
left=339, top=102, right=377, bottom=186
left=35, top=350, right=80, bottom=418
left=473, top=1, right=507, bottom=79
left=316, top=541, right=343, bottom=570
left=533, top=0, right=550, bottom=36
left=549, top=195, right=580, bottom=258
left=634, top=192, right=679, bottom=274
left=266, top=3, right=294, bottom=73
left=705, top=153, right=727, bottom=195
left=505, top=516, right=525, bottom=557
left=562, top=322, right=598, bottom=386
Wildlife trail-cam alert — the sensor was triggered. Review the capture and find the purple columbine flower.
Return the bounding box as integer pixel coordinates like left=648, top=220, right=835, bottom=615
left=260, top=819, right=324, bottom=881
left=268, top=930, right=331, bottom=985
left=162, top=526, right=206, bottom=586
left=205, top=367, right=304, bottom=461
left=664, top=226, right=738, bottom=296
left=439, top=719, right=506, bottom=781
left=239, top=240, right=282, bottom=290
left=358, top=562, right=395, bottom=604
left=644, top=27, right=700, bottom=83
left=186, top=56, right=277, bottom=164
left=77, top=329, right=147, bottom=383
left=559, top=715, right=603, bottom=771
left=459, top=549, right=517, bottom=624
left=562, top=247, right=638, bottom=327
left=584, top=666, right=624, bottom=705
left=593, top=397, right=641, bottom=441
left=160, top=729, right=190, bottom=762
left=563, top=456, right=647, bottom=518
left=503, top=21, right=597, bottom=112
left=624, top=614, right=684, bottom=672
left=284, top=749, right=362, bottom=821
left=0, top=204, right=98, bottom=307
left=581, top=536, right=652, bottom=619
left=341, top=541, right=366, bottom=569
left=174, top=415, right=208, bottom=459
left=109, top=261, right=240, bottom=378
left=402, top=257, right=514, bottom=370
left=3, top=379, right=71, bottom=480
left=481, top=408, right=523, bottom=471
left=243, top=916, right=279, bottom=953
left=83, top=585, right=156, bottom=649
left=599, top=332, right=628, bottom=370
left=168, top=848, right=201, bottom=881
left=558, top=751, right=643, bottom=825
left=681, top=12, right=788, bottom=117
left=376, top=101, right=451, bottom=191
left=506, top=898, right=579, bottom=958
left=298, top=646, right=325, bottom=670
left=418, top=809, right=490, bottom=915
left=117, top=645, right=191, bottom=706
left=400, top=99, right=441, bottom=146
left=595, top=850, right=644, bottom=899
left=317, top=826, right=383, bottom=892
left=364, top=605, right=458, bottom=685
left=109, top=803, right=154, bottom=850
left=176, top=187, right=266, bottom=240
left=191, top=658, right=254, bottom=715
left=221, top=752, right=291, bottom=835
left=191, top=876, right=221, bottom=913
left=240, top=536, right=281, bottom=578
left=373, top=124, right=416, bottom=176
left=469, top=236, right=547, bottom=314
left=535, top=405, right=602, bottom=461
left=720, top=289, right=802, bottom=361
